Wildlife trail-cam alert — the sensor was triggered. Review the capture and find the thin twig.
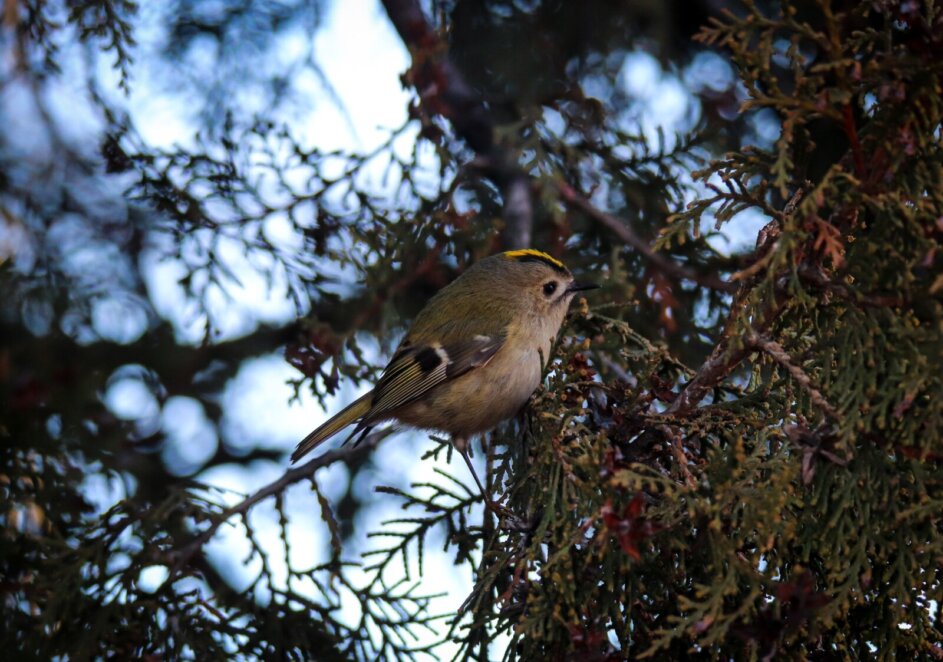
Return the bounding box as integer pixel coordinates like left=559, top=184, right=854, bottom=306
left=661, top=425, right=698, bottom=489
left=663, top=189, right=807, bottom=416
left=556, top=182, right=737, bottom=292
left=166, top=431, right=389, bottom=580
left=748, top=333, right=840, bottom=420
left=797, top=263, right=905, bottom=308
left=728, top=187, right=804, bottom=282
left=730, top=247, right=778, bottom=282
left=663, top=338, right=753, bottom=416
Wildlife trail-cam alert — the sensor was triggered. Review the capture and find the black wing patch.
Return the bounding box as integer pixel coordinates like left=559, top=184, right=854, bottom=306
left=366, top=334, right=504, bottom=419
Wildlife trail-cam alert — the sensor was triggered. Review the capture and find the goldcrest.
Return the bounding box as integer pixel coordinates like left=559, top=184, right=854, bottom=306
left=291, top=249, right=596, bottom=463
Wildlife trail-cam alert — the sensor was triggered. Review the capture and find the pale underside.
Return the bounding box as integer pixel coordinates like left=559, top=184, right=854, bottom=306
left=391, top=335, right=546, bottom=437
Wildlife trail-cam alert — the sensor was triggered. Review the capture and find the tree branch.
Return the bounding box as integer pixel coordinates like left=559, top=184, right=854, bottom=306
left=556, top=182, right=737, bottom=292
left=747, top=333, right=840, bottom=420
left=381, top=0, right=534, bottom=249
left=797, top=263, right=906, bottom=308
left=663, top=345, right=743, bottom=416
left=166, top=430, right=390, bottom=579
left=662, top=189, right=807, bottom=416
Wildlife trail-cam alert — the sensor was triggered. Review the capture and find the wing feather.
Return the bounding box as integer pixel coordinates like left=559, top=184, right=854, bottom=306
left=366, top=333, right=504, bottom=419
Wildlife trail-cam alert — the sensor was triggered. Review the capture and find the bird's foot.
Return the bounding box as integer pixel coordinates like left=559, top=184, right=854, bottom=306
left=483, top=497, right=534, bottom=532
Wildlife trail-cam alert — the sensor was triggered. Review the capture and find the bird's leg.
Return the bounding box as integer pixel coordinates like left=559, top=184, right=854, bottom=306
left=454, top=436, right=526, bottom=529
left=456, top=441, right=489, bottom=502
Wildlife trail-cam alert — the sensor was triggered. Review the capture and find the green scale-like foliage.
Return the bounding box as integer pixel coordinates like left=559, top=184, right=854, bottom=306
left=435, top=2, right=943, bottom=658
left=3, top=1, right=942, bottom=660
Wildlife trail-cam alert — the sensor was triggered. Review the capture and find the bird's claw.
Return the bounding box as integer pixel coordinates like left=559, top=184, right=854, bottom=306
left=484, top=498, right=532, bottom=532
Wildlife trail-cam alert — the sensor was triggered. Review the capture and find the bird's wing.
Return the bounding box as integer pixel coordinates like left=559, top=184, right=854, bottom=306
left=365, top=331, right=504, bottom=420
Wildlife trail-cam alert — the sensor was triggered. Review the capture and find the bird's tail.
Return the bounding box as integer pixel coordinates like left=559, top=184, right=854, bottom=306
left=291, top=392, right=373, bottom=463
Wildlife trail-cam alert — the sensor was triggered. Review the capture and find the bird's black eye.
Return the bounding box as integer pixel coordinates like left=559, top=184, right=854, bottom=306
left=543, top=281, right=558, bottom=297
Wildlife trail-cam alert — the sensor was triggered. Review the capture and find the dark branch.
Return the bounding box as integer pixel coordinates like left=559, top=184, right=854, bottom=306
left=166, top=430, right=390, bottom=580
left=747, top=333, right=840, bottom=420
left=663, top=188, right=807, bottom=415
left=557, top=182, right=737, bottom=292
left=381, top=0, right=534, bottom=249
left=662, top=336, right=752, bottom=416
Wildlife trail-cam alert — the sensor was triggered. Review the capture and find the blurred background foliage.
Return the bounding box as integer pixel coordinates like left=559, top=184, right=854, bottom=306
left=2, top=0, right=941, bottom=659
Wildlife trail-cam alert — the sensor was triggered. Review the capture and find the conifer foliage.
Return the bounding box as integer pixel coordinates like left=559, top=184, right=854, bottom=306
left=2, top=0, right=941, bottom=659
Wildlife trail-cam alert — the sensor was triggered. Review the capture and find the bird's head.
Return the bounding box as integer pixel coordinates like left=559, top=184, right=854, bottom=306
left=472, top=249, right=597, bottom=322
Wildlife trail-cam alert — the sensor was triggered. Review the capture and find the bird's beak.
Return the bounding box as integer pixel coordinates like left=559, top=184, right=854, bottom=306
left=566, top=280, right=599, bottom=293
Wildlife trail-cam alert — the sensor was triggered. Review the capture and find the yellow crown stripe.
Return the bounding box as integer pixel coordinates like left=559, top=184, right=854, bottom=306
left=503, top=249, right=566, bottom=271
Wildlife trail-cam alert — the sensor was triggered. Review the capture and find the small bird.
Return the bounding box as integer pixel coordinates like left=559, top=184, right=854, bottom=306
left=291, top=249, right=596, bottom=500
